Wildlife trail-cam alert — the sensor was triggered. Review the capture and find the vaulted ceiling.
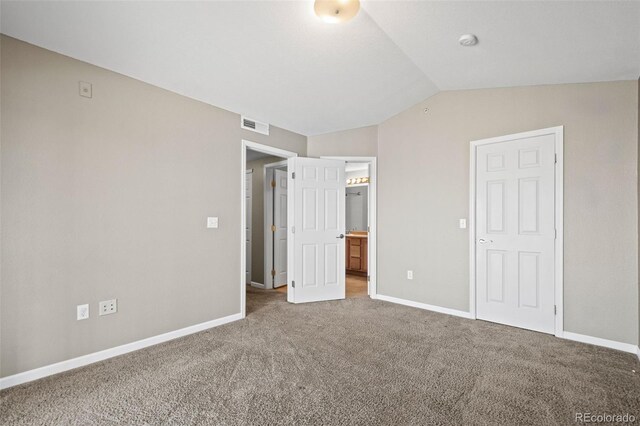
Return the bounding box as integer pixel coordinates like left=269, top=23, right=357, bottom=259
left=2, top=1, right=639, bottom=136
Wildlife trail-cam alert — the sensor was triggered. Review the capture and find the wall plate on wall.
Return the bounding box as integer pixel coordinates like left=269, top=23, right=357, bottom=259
left=79, top=81, right=92, bottom=98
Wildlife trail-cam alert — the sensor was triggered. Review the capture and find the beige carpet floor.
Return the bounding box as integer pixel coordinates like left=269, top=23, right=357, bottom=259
left=1, top=287, right=639, bottom=425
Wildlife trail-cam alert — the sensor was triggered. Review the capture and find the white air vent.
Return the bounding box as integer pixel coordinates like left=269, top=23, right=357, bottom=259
left=241, top=116, right=270, bottom=136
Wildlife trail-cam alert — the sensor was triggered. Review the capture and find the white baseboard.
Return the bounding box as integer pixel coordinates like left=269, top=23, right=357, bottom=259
left=561, top=331, right=638, bottom=354
left=0, top=312, right=243, bottom=390
left=250, top=281, right=265, bottom=289
left=376, top=294, right=473, bottom=319
left=377, top=295, right=640, bottom=357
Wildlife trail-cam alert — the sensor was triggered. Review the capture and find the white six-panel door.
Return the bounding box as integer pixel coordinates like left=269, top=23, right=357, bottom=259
left=288, top=157, right=346, bottom=303
left=475, top=132, right=556, bottom=334
left=273, top=169, right=288, bottom=288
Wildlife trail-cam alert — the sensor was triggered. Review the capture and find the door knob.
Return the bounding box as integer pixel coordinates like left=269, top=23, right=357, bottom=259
left=337, top=234, right=345, bottom=239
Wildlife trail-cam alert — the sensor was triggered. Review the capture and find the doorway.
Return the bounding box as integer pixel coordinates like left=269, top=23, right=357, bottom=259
left=322, top=157, right=377, bottom=299
left=242, top=144, right=378, bottom=316
left=470, top=126, right=563, bottom=336
left=241, top=141, right=297, bottom=318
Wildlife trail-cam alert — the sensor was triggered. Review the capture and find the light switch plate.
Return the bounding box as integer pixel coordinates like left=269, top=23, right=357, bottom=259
left=407, top=270, right=414, bottom=280
left=77, top=304, right=89, bottom=320
left=207, top=217, right=219, bottom=228
left=459, top=218, right=467, bottom=229
left=79, top=81, right=92, bottom=98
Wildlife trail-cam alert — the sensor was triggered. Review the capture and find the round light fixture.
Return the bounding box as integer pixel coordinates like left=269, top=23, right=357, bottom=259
left=458, top=34, right=478, bottom=46
left=314, top=0, right=360, bottom=24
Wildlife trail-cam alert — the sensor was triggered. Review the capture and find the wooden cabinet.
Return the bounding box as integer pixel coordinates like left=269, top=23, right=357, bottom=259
left=346, top=236, right=368, bottom=276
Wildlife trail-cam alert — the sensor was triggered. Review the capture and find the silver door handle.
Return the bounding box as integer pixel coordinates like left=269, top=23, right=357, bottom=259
left=478, top=238, right=493, bottom=244
left=337, top=234, right=345, bottom=239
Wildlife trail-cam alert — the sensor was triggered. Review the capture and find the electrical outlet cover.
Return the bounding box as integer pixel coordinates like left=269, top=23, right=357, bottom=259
left=99, top=299, right=117, bottom=316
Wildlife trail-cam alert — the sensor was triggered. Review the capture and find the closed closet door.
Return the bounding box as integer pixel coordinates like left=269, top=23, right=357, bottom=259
left=475, top=132, right=556, bottom=334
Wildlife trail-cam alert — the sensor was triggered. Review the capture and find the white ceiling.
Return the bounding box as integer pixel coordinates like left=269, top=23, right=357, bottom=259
left=2, top=1, right=638, bottom=136
left=364, top=1, right=640, bottom=90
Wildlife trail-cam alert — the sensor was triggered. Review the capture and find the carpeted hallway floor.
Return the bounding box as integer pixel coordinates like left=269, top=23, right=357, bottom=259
left=1, top=288, right=639, bottom=425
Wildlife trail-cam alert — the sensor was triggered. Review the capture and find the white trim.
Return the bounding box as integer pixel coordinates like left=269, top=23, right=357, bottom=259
left=561, top=331, right=638, bottom=354
left=241, top=140, right=297, bottom=316
left=250, top=281, right=265, bottom=289
left=0, top=312, right=242, bottom=390
left=469, top=126, right=564, bottom=336
left=263, top=159, right=288, bottom=290
left=321, top=156, right=377, bottom=298
left=376, top=294, right=473, bottom=319
left=377, top=294, right=638, bottom=356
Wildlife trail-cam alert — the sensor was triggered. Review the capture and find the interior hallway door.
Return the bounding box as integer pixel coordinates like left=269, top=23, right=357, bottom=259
left=288, top=157, right=346, bottom=303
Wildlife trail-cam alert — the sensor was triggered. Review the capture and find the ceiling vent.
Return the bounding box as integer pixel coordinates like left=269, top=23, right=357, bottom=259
left=241, top=116, right=270, bottom=136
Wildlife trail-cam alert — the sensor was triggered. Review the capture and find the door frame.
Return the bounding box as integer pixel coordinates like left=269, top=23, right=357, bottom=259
left=241, top=140, right=297, bottom=318
left=321, top=156, right=378, bottom=299
left=469, top=126, right=563, bottom=337
left=263, top=159, right=288, bottom=290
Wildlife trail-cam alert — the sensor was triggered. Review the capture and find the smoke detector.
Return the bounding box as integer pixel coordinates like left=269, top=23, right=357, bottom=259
left=459, top=34, right=478, bottom=46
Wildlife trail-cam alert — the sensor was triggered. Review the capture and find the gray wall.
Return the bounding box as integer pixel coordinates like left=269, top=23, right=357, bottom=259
left=0, top=36, right=306, bottom=377
left=307, top=125, right=377, bottom=157
left=378, top=81, right=639, bottom=345
left=246, top=155, right=281, bottom=285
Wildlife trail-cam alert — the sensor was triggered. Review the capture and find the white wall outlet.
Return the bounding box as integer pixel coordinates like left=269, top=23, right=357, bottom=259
left=99, top=299, right=117, bottom=316
left=407, top=270, right=414, bottom=280
left=77, top=304, right=89, bottom=320
left=79, top=81, right=92, bottom=98
left=207, top=217, right=219, bottom=228
left=459, top=218, right=467, bottom=229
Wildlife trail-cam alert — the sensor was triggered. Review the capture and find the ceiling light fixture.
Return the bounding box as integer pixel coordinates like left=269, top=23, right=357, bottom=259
left=459, top=34, right=478, bottom=46
left=314, top=0, right=360, bottom=24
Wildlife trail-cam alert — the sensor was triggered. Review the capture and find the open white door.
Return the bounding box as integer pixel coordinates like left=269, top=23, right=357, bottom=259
left=273, top=169, right=288, bottom=288
left=287, top=157, right=346, bottom=303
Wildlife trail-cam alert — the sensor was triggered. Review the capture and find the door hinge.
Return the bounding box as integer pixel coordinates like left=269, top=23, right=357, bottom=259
left=554, top=154, right=557, bottom=164
left=555, top=229, right=557, bottom=239
left=292, top=172, right=296, bottom=179
left=271, top=179, right=276, bottom=188
left=554, top=305, right=557, bottom=315
left=367, top=226, right=370, bottom=232
left=292, top=280, right=295, bottom=288
left=271, top=224, right=276, bottom=232
left=292, top=226, right=295, bottom=234
left=367, top=275, right=370, bottom=282
left=271, top=269, right=276, bottom=277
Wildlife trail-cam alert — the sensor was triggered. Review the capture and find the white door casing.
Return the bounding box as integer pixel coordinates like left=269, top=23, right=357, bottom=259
left=474, top=128, right=560, bottom=335
left=273, top=169, right=288, bottom=288
left=245, top=170, right=253, bottom=285
left=288, top=157, right=346, bottom=303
